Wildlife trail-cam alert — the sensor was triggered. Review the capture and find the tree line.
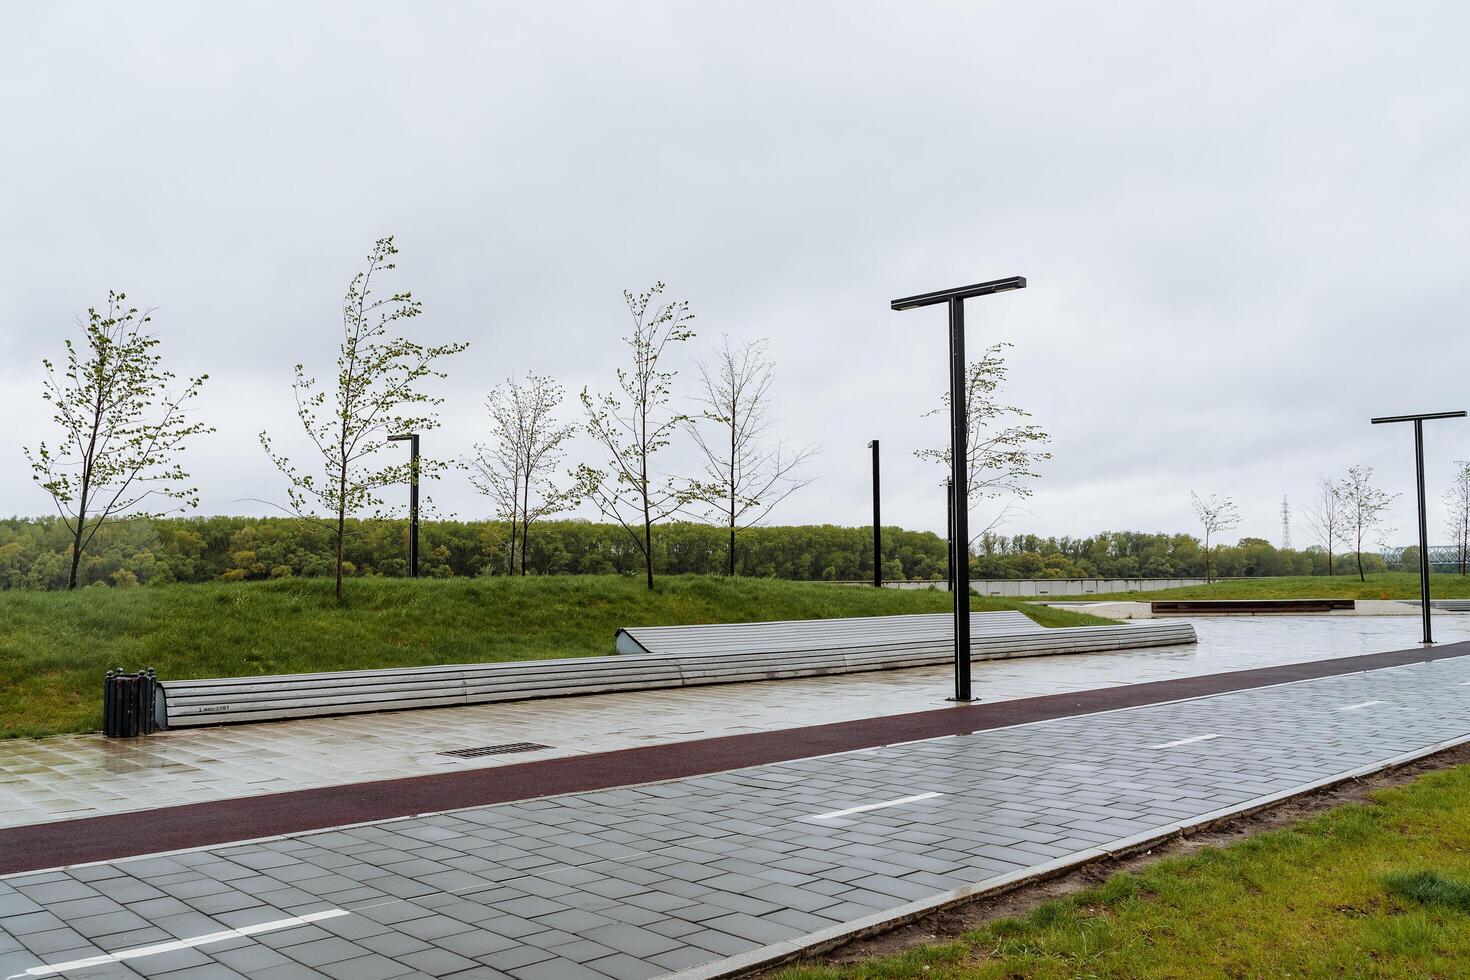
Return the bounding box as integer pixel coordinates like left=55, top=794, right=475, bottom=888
left=0, top=515, right=1410, bottom=591
left=0, top=517, right=944, bottom=589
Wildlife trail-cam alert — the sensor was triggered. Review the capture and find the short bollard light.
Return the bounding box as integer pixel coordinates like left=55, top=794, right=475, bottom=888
left=103, top=668, right=158, bottom=738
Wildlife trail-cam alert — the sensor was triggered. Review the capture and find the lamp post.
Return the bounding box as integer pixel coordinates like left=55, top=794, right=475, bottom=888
left=1370, top=410, right=1466, bottom=644
left=892, top=275, right=1027, bottom=701
left=388, top=433, right=420, bottom=578
left=868, top=440, right=882, bottom=588
left=946, top=477, right=955, bottom=594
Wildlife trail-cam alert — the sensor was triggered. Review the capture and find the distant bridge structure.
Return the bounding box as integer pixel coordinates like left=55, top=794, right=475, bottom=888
left=1380, top=545, right=1467, bottom=570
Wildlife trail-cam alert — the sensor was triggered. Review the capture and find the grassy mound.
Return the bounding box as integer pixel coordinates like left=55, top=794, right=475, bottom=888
left=0, top=575, right=1110, bottom=739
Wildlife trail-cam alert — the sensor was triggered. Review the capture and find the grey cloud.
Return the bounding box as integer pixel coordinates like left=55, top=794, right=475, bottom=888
left=3, top=1, right=1469, bottom=547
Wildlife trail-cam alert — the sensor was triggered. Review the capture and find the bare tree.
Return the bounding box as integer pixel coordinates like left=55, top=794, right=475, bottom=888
left=1190, top=491, right=1240, bottom=584
left=1301, top=476, right=1345, bottom=575
left=467, top=374, right=579, bottom=574
left=1443, top=460, right=1470, bottom=576
left=25, top=292, right=212, bottom=589
left=260, top=237, right=467, bottom=600
left=466, top=389, right=525, bottom=574
left=915, top=343, right=1050, bottom=543
left=1336, top=465, right=1397, bottom=582
left=578, top=282, right=704, bottom=589
left=686, top=337, right=818, bottom=575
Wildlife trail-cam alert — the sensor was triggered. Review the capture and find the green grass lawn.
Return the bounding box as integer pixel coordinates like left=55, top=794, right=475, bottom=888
left=0, top=575, right=1110, bottom=739
left=778, top=762, right=1470, bottom=979
left=1050, top=571, right=1470, bottom=602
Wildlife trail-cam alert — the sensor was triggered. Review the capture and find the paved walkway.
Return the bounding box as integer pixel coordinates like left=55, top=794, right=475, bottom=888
left=3, top=616, right=1465, bottom=830
left=3, top=648, right=1469, bottom=979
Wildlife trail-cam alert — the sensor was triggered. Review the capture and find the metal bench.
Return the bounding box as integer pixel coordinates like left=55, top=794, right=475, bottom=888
left=155, top=614, right=1196, bottom=729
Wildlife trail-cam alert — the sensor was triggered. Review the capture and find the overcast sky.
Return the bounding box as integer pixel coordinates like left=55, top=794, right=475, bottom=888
left=4, top=2, right=1469, bottom=548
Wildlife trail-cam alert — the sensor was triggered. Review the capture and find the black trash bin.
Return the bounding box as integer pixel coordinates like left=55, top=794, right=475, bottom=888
left=103, top=669, right=158, bottom=737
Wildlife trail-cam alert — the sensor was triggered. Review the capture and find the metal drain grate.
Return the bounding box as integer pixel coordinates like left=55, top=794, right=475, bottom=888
left=438, top=742, right=551, bottom=759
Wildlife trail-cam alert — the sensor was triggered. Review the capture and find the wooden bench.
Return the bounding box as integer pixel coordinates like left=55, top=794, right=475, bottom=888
left=156, top=613, right=1197, bottom=729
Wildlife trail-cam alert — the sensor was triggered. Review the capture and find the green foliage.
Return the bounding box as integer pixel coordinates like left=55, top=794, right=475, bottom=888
left=971, top=530, right=1343, bottom=580
left=1337, top=465, right=1398, bottom=582
left=578, top=282, right=705, bottom=589
left=258, top=236, right=468, bottom=598
left=0, top=517, right=963, bottom=588
left=915, top=343, right=1051, bottom=513
left=24, top=291, right=211, bottom=588
left=0, top=518, right=1420, bottom=592
left=0, top=575, right=1100, bottom=738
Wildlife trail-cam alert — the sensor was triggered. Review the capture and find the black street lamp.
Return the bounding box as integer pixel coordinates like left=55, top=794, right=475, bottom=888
left=388, top=432, right=420, bottom=578
left=946, top=477, right=955, bottom=595
left=892, top=275, right=1027, bottom=701
left=1370, top=410, right=1466, bottom=644
left=868, top=439, right=882, bottom=588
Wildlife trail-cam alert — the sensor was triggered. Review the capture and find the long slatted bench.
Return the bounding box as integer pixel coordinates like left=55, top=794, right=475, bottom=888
left=156, top=613, right=1195, bottom=728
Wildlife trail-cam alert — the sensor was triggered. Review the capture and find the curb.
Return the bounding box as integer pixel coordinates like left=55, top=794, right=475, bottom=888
left=668, top=730, right=1470, bottom=979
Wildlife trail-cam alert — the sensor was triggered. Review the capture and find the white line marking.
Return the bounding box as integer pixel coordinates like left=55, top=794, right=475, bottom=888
left=7, top=909, right=349, bottom=978
left=806, top=792, right=942, bottom=821
left=1147, top=734, right=1222, bottom=749
left=1338, top=700, right=1386, bottom=711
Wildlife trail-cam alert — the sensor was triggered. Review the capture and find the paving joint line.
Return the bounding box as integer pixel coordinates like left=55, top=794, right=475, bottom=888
left=667, top=730, right=1470, bottom=979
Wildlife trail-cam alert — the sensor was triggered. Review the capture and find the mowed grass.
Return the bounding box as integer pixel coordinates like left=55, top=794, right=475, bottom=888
left=0, top=575, right=1111, bottom=739
left=777, top=763, right=1470, bottom=980
left=1052, top=571, right=1470, bottom=602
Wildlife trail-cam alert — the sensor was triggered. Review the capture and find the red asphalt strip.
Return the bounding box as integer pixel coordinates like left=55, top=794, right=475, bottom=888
left=3, top=640, right=1467, bottom=875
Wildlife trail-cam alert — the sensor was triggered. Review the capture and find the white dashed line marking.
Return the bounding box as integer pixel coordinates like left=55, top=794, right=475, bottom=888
left=8, top=909, right=350, bottom=979
left=1338, top=700, right=1386, bottom=711
left=1147, top=733, right=1222, bottom=749
left=806, top=792, right=942, bottom=821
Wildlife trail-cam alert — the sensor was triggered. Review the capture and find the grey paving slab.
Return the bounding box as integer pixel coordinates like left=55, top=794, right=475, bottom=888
left=6, top=616, right=1467, bottom=832
left=5, top=654, right=1470, bottom=979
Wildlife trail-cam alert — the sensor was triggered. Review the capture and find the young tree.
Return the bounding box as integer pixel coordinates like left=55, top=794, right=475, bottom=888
left=1190, top=491, right=1240, bottom=584
left=686, top=337, right=818, bottom=575
left=915, top=343, right=1050, bottom=541
left=260, top=237, right=467, bottom=600
left=466, top=374, right=579, bottom=574
left=578, top=282, right=704, bottom=590
left=25, top=292, right=211, bottom=589
left=1301, top=476, right=1344, bottom=576
left=1443, top=460, right=1470, bottom=576
left=465, top=391, right=524, bottom=575
left=1336, top=465, right=1397, bottom=582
